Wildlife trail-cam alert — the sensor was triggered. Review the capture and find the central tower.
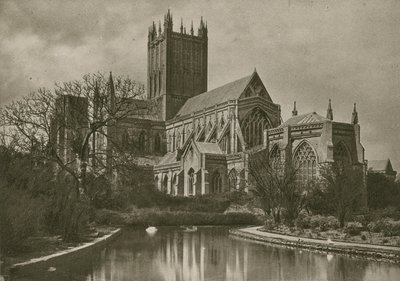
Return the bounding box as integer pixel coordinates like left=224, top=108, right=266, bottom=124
left=147, top=10, right=208, bottom=120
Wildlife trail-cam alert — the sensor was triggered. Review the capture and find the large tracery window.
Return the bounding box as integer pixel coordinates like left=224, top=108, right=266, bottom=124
left=334, top=142, right=351, bottom=167
left=293, top=142, right=317, bottom=185
left=241, top=108, right=270, bottom=148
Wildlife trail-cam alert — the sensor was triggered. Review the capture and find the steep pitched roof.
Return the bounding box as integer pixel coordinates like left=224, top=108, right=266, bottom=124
left=157, top=151, right=179, bottom=165
left=176, top=71, right=269, bottom=117
left=278, top=112, right=330, bottom=128
left=368, top=159, right=395, bottom=172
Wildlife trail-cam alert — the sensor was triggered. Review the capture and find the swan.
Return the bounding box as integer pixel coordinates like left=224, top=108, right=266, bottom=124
left=146, top=226, right=158, bottom=234
left=327, top=238, right=334, bottom=245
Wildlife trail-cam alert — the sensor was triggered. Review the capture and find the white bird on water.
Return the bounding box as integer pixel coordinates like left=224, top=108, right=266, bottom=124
left=146, top=226, right=158, bottom=234
left=327, top=238, right=334, bottom=245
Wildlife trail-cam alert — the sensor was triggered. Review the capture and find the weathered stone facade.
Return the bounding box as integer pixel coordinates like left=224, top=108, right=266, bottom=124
left=53, top=10, right=367, bottom=196
left=154, top=71, right=281, bottom=195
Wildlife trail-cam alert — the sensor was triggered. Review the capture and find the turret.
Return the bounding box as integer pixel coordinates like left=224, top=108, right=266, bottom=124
left=326, top=99, right=333, bottom=120
left=148, top=21, right=157, bottom=41
left=108, top=72, right=115, bottom=115
left=198, top=16, right=207, bottom=37
left=180, top=18, right=183, bottom=33
left=164, top=9, right=173, bottom=31
left=351, top=103, right=358, bottom=124
left=292, top=101, right=298, bottom=117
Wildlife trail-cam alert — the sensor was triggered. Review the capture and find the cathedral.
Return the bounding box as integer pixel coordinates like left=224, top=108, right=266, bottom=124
left=148, top=11, right=365, bottom=196
left=55, top=10, right=367, bottom=196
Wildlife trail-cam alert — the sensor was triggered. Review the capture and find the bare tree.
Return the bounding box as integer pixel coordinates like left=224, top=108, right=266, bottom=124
left=0, top=72, right=146, bottom=240
left=249, top=150, right=301, bottom=225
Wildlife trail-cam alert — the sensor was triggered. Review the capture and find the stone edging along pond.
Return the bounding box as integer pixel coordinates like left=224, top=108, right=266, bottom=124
left=229, top=227, right=400, bottom=263
left=9, top=228, right=122, bottom=275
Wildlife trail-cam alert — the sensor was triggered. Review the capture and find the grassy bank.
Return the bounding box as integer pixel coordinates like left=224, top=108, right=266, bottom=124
left=95, top=208, right=262, bottom=226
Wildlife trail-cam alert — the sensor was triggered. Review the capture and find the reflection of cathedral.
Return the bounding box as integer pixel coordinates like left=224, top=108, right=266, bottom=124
left=79, top=228, right=400, bottom=281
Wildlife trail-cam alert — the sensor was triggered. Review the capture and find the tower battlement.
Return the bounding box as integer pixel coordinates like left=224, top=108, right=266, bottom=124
left=147, top=10, right=208, bottom=120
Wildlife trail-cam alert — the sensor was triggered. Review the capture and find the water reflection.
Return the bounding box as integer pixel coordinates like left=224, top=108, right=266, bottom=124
left=8, top=227, right=400, bottom=281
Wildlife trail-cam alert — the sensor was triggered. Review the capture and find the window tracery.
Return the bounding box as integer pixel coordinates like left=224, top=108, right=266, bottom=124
left=293, top=142, right=317, bottom=185
left=241, top=108, right=270, bottom=148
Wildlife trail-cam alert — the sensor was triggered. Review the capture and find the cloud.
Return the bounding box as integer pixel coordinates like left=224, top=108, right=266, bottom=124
left=0, top=0, right=399, bottom=169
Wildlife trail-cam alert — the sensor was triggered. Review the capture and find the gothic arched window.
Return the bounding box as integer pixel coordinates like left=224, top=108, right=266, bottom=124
left=188, top=168, right=195, bottom=196
left=138, top=131, right=146, bottom=151
left=220, top=131, right=231, bottom=154
left=154, top=133, right=161, bottom=152
left=228, top=169, right=237, bottom=191
left=172, top=174, right=178, bottom=196
left=293, top=142, right=317, bottom=185
left=269, top=145, right=281, bottom=170
left=168, top=134, right=172, bottom=152
left=162, top=175, right=168, bottom=193
left=334, top=142, right=351, bottom=167
left=211, top=170, right=222, bottom=194
left=159, top=71, right=162, bottom=94
left=176, top=131, right=181, bottom=149
left=241, top=108, right=270, bottom=148
left=122, top=130, right=129, bottom=149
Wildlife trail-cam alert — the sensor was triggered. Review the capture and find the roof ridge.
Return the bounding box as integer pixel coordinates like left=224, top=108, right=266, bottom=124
left=175, top=72, right=255, bottom=117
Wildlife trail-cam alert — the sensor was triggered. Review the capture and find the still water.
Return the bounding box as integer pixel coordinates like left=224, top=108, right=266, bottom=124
left=8, top=227, right=400, bottom=281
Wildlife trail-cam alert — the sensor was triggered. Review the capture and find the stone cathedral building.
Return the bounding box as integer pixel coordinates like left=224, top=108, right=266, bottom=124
left=55, top=10, right=366, bottom=196
left=148, top=11, right=365, bottom=196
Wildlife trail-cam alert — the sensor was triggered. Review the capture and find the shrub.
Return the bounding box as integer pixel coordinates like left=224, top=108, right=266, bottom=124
left=295, top=214, right=339, bottom=231
left=295, top=213, right=312, bottom=229
left=310, top=215, right=339, bottom=231
left=367, top=219, right=400, bottom=236
left=0, top=188, right=50, bottom=255
left=95, top=209, right=261, bottom=226
left=344, top=222, right=363, bottom=236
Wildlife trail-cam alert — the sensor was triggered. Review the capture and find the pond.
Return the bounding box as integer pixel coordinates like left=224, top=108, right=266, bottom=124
left=6, top=226, right=400, bottom=281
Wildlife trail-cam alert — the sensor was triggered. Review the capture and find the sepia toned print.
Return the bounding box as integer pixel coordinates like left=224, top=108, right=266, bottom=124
left=1, top=1, right=399, bottom=280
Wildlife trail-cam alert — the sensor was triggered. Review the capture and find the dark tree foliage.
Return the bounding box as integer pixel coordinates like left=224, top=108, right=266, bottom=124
left=367, top=173, right=400, bottom=209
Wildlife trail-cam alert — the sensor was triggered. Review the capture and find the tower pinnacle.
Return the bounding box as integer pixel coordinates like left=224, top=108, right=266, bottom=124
left=326, top=99, right=333, bottom=120
left=292, top=101, right=298, bottom=116
left=351, top=103, right=358, bottom=124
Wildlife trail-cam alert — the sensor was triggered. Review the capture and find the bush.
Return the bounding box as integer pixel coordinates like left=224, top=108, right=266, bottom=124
left=295, top=214, right=339, bottom=231
left=367, top=219, right=400, bottom=236
left=344, top=222, right=363, bottom=236
left=0, top=188, right=50, bottom=255
left=295, top=213, right=312, bottom=229
left=95, top=209, right=261, bottom=226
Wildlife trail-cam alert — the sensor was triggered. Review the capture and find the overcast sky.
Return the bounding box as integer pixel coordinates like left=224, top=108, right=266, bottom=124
left=1, top=0, right=399, bottom=170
